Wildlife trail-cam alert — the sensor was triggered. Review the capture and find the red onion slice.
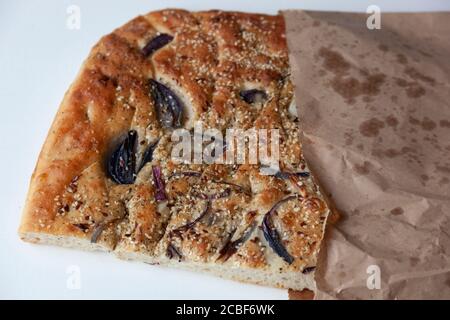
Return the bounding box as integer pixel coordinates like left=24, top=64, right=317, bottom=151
left=108, top=130, right=137, bottom=184
left=142, top=33, right=173, bottom=57
left=261, top=196, right=296, bottom=264
left=152, top=165, right=167, bottom=201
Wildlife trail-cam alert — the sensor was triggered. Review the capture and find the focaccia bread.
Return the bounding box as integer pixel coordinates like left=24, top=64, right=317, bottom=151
left=19, top=9, right=331, bottom=291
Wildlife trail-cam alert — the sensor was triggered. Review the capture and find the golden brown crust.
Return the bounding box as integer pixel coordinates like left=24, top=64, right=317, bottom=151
left=19, top=9, right=331, bottom=289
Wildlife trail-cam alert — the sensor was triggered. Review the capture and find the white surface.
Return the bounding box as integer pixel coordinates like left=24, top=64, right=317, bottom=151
left=1, top=0, right=449, bottom=300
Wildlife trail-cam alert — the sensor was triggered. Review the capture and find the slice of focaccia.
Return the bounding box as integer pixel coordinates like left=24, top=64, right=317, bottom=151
left=19, top=9, right=331, bottom=291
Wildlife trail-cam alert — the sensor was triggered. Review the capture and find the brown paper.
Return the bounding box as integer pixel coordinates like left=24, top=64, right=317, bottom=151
left=282, top=10, right=450, bottom=299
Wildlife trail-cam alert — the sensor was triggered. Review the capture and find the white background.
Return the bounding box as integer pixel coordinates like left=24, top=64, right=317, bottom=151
left=1, top=0, right=449, bottom=299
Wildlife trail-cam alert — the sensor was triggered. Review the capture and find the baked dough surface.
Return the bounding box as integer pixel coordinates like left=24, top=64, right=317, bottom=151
left=19, top=9, right=330, bottom=291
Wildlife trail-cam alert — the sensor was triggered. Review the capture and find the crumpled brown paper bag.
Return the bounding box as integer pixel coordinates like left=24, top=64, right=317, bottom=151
left=282, top=10, right=450, bottom=299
